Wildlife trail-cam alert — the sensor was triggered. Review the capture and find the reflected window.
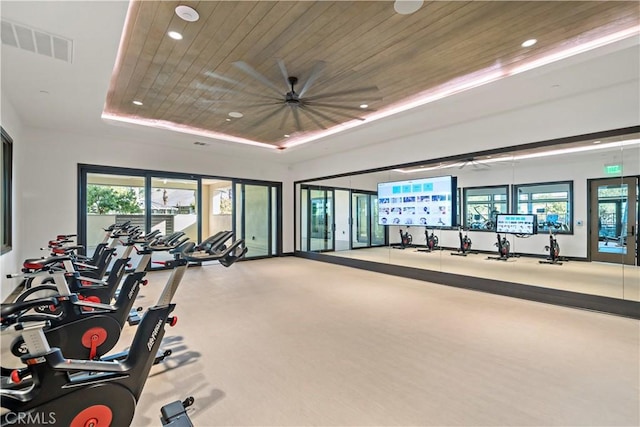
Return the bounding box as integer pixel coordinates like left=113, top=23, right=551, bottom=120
left=463, top=186, right=508, bottom=231
left=515, top=181, right=573, bottom=234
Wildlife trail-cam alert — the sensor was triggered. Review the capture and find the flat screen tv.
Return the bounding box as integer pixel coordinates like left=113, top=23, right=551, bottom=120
left=495, top=214, right=538, bottom=235
left=377, top=176, right=457, bottom=227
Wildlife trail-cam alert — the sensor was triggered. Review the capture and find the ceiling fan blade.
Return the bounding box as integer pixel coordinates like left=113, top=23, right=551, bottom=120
left=307, top=105, right=366, bottom=121
left=305, top=102, right=376, bottom=112
left=304, top=85, right=378, bottom=101
left=298, top=61, right=326, bottom=98
left=279, top=106, right=291, bottom=130
left=291, top=106, right=303, bottom=132
left=300, top=106, right=342, bottom=126
left=232, top=61, right=283, bottom=96
left=203, top=71, right=246, bottom=87
left=276, top=59, right=290, bottom=90
left=195, top=82, right=280, bottom=101
left=299, top=105, right=327, bottom=130
left=251, top=104, right=287, bottom=128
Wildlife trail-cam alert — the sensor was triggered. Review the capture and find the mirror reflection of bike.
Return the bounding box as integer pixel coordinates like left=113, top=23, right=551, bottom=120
left=393, top=228, right=413, bottom=250
left=540, top=222, right=565, bottom=265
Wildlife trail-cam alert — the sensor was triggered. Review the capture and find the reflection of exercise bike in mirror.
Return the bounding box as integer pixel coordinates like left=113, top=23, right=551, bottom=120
left=487, top=233, right=512, bottom=261
left=451, top=227, right=474, bottom=256
left=540, top=223, right=565, bottom=265
left=393, top=228, right=413, bottom=249
left=417, top=227, right=439, bottom=253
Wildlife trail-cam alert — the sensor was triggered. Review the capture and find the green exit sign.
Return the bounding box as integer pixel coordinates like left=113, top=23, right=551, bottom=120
left=604, top=164, right=623, bottom=175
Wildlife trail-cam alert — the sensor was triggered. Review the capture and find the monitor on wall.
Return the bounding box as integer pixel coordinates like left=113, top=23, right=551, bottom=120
left=377, top=176, right=457, bottom=227
left=495, top=214, right=538, bottom=235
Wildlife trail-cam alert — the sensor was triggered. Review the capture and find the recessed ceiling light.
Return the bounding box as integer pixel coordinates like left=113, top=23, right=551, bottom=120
left=394, top=0, right=424, bottom=15
left=226, top=118, right=231, bottom=122
left=175, top=5, right=199, bottom=22
left=360, top=104, right=368, bottom=109
left=168, top=31, right=183, bottom=40
left=228, top=111, right=243, bottom=118
left=132, top=100, right=143, bottom=106
left=522, top=39, right=537, bottom=47
left=284, top=134, right=290, bottom=138
left=593, top=140, right=602, bottom=144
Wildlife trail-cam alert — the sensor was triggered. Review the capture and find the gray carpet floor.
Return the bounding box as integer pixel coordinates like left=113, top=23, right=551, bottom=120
left=125, top=257, right=639, bottom=426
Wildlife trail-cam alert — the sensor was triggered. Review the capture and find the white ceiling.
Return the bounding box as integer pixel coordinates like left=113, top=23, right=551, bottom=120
left=1, top=1, right=639, bottom=165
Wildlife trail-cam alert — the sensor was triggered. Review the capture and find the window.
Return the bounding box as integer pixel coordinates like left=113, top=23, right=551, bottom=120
left=463, top=186, right=508, bottom=231
left=1, top=128, right=13, bottom=254
left=514, top=181, right=573, bottom=234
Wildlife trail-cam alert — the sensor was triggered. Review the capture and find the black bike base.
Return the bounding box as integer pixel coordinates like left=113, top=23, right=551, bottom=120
left=539, top=259, right=564, bottom=265
left=486, top=256, right=516, bottom=262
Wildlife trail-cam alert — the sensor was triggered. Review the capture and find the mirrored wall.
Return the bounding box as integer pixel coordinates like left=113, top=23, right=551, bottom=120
left=295, top=130, right=640, bottom=304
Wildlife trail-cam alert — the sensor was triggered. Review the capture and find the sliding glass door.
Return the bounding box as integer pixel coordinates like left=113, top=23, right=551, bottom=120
left=80, top=165, right=281, bottom=268
left=308, top=188, right=334, bottom=252
left=351, top=191, right=386, bottom=248
left=234, top=181, right=280, bottom=258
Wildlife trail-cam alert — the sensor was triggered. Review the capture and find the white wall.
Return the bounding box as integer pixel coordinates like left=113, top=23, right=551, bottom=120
left=0, top=96, right=24, bottom=300
left=0, top=127, right=291, bottom=294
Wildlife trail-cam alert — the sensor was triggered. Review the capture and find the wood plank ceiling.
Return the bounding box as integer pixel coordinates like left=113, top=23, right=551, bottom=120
left=104, top=1, right=639, bottom=148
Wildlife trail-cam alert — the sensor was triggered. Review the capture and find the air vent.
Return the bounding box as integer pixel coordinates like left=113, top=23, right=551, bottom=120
left=193, top=141, right=208, bottom=146
left=1, top=19, right=73, bottom=63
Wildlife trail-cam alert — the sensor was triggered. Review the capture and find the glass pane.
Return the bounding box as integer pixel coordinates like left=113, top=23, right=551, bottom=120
left=598, top=184, right=628, bottom=255
left=334, top=190, right=350, bottom=251
left=309, top=190, right=332, bottom=251
left=244, top=184, right=270, bottom=257
left=272, top=187, right=277, bottom=255
left=515, top=182, right=572, bottom=233
left=464, top=187, right=507, bottom=231
left=352, top=193, right=369, bottom=248
left=86, top=173, right=145, bottom=257
left=151, top=177, right=198, bottom=266
left=235, top=182, right=242, bottom=242
left=301, top=188, right=308, bottom=251
left=202, top=179, right=232, bottom=239
left=371, top=195, right=385, bottom=245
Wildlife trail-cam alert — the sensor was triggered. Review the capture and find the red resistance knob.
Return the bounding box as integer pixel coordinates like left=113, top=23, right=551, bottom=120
left=168, top=316, right=178, bottom=327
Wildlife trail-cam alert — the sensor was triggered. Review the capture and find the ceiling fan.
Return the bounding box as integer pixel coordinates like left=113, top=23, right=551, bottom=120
left=198, top=59, right=380, bottom=134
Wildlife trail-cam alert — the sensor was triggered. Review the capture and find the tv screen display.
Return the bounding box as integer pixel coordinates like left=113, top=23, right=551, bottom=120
left=495, top=214, right=538, bottom=235
left=377, top=176, right=457, bottom=227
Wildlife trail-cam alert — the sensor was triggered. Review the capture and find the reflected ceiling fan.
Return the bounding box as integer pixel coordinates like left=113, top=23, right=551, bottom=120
left=457, top=156, right=517, bottom=170
left=458, top=158, right=492, bottom=170
left=199, top=59, right=380, bottom=133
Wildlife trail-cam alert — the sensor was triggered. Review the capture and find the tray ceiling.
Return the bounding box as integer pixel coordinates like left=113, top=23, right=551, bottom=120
left=104, top=1, right=639, bottom=149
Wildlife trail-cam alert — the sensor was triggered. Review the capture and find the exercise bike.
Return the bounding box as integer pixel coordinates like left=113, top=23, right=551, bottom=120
left=417, top=227, right=439, bottom=252
left=487, top=233, right=511, bottom=261
left=0, top=236, right=247, bottom=427
left=0, top=235, right=185, bottom=368
left=393, top=228, right=413, bottom=249
left=539, top=227, right=564, bottom=265
left=451, top=227, right=473, bottom=256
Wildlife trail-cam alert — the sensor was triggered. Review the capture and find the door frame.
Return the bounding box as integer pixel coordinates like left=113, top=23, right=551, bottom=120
left=587, top=176, right=638, bottom=265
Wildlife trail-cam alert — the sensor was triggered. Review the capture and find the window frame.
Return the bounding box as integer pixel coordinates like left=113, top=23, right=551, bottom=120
left=1, top=127, right=13, bottom=254
left=512, top=180, right=574, bottom=234
left=462, top=185, right=509, bottom=232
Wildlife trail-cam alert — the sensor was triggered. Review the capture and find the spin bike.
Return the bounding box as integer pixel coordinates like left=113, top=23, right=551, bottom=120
left=417, top=227, right=439, bottom=252
left=0, top=235, right=186, bottom=368
left=0, top=236, right=248, bottom=427
left=393, top=228, right=413, bottom=249
left=487, top=233, right=511, bottom=261
left=451, top=227, right=474, bottom=256
left=539, top=226, right=564, bottom=265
